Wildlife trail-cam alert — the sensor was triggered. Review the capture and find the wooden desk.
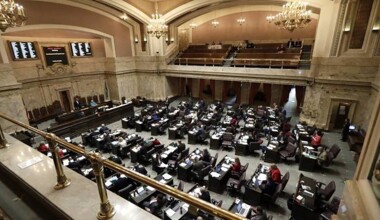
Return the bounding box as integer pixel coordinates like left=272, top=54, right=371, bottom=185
left=291, top=175, right=319, bottom=220
left=228, top=199, right=252, bottom=219
left=208, top=156, right=232, bottom=194
left=299, top=153, right=318, bottom=172
left=243, top=163, right=269, bottom=205
left=47, top=103, right=134, bottom=137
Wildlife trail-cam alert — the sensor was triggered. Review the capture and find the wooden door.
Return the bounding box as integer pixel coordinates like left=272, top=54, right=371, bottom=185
left=59, top=90, right=71, bottom=112
left=334, top=103, right=350, bottom=129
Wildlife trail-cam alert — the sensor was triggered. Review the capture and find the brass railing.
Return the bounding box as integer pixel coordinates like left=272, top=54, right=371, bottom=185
left=0, top=113, right=245, bottom=220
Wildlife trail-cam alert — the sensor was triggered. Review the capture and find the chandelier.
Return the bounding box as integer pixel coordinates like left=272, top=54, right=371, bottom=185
left=237, top=17, right=246, bottom=26
left=211, top=20, right=219, bottom=28
left=0, top=0, right=27, bottom=32
left=146, top=2, right=168, bottom=39
left=266, top=0, right=312, bottom=32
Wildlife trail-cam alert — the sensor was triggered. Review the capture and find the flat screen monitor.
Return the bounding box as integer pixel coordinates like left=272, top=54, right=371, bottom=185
left=43, top=46, right=69, bottom=67
left=70, top=42, right=92, bottom=57
left=9, top=41, right=38, bottom=60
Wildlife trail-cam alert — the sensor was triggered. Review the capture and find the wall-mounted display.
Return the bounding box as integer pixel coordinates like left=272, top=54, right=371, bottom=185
left=70, top=42, right=92, bottom=57
left=43, top=46, right=69, bottom=66
left=9, top=41, right=38, bottom=60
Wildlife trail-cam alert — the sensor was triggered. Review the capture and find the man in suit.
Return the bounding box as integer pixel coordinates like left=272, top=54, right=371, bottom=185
left=143, top=194, right=165, bottom=215
left=341, top=118, right=350, bottom=141
left=177, top=140, right=186, bottom=152
left=198, top=188, right=211, bottom=203
left=74, top=97, right=81, bottom=110
left=134, top=164, right=148, bottom=176
left=192, top=157, right=205, bottom=173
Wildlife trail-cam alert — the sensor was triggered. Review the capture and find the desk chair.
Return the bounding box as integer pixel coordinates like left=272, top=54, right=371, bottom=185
left=262, top=183, right=282, bottom=205
left=221, top=132, right=235, bottom=151
left=210, top=153, right=218, bottom=167
left=248, top=139, right=263, bottom=155
left=320, top=196, right=340, bottom=220
left=117, top=184, right=135, bottom=200
left=281, top=171, right=290, bottom=192
left=329, top=144, right=341, bottom=159
left=279, top=142, right=297, bottom=160
left=191, top=165, right=212, bottom=185
left=226, top=163, right=249, bottom=197
left=317, top=181, right=336, bottom=202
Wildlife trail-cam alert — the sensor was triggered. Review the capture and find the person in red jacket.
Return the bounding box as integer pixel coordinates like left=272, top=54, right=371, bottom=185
left=37, top=141, right=49, bottom=155
left=231, top=157, right=241, bottom=172
left=311, top=130, right=322, bottom=149
left=269, top=164, right=282, bottom=184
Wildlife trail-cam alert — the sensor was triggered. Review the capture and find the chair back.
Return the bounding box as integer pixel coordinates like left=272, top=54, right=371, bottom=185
left=249, top=140, right=263, bottom=152
left=177, top=181, right=184, bottom=191
left=329, top=144, right=341, bottom=159
left=281, top=171, right=290, bottom=192
left=270, top=183, right=282, bottom=203
left=288, top=135, right=296, bottom=144
left=213, top=153, right=219, bottom=167
left=117, top=184, right=134, bottom=199
left=222, top=132, right=234, bottom=141
left=324, top=152, right=335, bottom=167
left=181, top=148, right=190, bottom=159
left=329, top=196, right=341, bottom=214
left=322, top=181, right=336, bottom=201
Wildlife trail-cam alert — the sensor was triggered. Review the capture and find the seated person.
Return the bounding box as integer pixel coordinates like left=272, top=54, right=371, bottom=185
left=177, top=140, right=186, bottom=152
left=259, top=176, right=277, bottom=195
left=118, top=137, right=127, bottom=148
left=58, top=148, right=64, bottom=158
left=202, top=149, right=211, bottom=163
left=143, top=194, right=165, bottom=215
left=37, top=141, right=49, bottom=154
left=134, top=164, right=148, bottom=176
left=250, top=206, right=268, bottom=220
left=231, top=157, right=241, bottom=173
left=198, top=187, right=211, bottom=203
left=108, top=155, right=123, bottom=165
left=287, top=38, right=295, bottom=48
left=230, top=116, right=238, bottom=127
left=317, top=147, right=329, bottom=166
left=90, top=99, right=97, bottom=107
left=294, top=38, right=302, bottom=47
left=311, top=130, right=322, bottom=148
left=269, top=164, right=282, bottom=184
left=192, top=157, right=205, bottom=173
left=151, top=113, right=160, bottom=122
left=196, top=126, right=207, bottom=142
left=152, top=138, right=161, bottom=146
left=277, top=44, right=286, bottom=53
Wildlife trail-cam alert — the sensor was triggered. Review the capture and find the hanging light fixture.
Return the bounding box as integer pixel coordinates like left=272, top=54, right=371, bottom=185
left=0, top=0, right=27, bottom=32
left=237, top=17, right=245, bottom=26
left=147, top=1, right=168, bottom=39
left=266, top=0, right=312, bottom=32
left=237, top=6, right=245, bottom=26
left=211, top=19, right=219, bottom=28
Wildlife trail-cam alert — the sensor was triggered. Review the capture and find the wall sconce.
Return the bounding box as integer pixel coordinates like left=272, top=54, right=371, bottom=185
left=189, top=23, right=197, bottom=29
left=373, top=17, right=380, bottom=32
left=143, top=35, right=147, bottom=42
left=134, top=36, right=139, bottom=43
left=170, top=38, right=174, bottom=43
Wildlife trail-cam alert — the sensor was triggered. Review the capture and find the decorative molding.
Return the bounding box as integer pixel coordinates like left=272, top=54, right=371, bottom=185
left=330, top=0, right=349, bottom=56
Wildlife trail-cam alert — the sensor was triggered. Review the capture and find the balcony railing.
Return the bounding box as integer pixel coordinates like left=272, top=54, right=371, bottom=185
left=0, top=112, right=245, bottom=220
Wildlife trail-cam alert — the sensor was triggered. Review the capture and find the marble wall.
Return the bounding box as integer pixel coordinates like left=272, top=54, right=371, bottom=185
left=299, top=83, right=375, bottom=130
left=0, top=64, right=28, bottom=132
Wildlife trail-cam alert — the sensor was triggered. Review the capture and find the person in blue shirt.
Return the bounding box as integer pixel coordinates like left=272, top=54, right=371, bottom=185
left=90, top=99, right=97, bottom=107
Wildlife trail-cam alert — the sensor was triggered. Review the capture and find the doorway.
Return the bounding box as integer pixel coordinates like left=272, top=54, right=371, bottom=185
left=334, top=103, right=351, bottom=129
left=59, top=90, right=71, bottom=112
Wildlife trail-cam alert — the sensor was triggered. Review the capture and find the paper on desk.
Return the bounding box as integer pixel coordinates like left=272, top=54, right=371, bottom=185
left=159, top=179, right=166, bottom=184
left=163, top=173, right=172, bottom=180
left=146, top=186, right=155, bottom=191
left=296, top=195, right=304, bottom=201
left=222, top=163, right=230, bottom=169
left=165, top=209, right=175, bottom=217
left=258, top=173, right=267, bottom=181
left=221, top=167, right=228, bottom=172
left=210, top=172, right=220, bottom=178
left=179, top=162, right=187, bottom=167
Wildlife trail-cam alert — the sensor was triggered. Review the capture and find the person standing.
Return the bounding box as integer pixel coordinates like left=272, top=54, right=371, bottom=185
left=73, top=97, right=81, bottom=110
left=341, top=118, right=350, bottom=141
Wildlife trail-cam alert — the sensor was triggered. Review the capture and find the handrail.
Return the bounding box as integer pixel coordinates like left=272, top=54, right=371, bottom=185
left=0, top=112, right=245, bottom=220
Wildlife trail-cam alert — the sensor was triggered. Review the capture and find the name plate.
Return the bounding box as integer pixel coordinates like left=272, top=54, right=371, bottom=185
left=18, top=157, right=43, bottom=169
